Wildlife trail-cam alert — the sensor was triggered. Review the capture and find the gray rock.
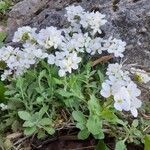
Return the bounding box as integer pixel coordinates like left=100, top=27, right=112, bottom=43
left=7, top=0, right=150, bottom=67
left=7, top=0, right=49, bottom=41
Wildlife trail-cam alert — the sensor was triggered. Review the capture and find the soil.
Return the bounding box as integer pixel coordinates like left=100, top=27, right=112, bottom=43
left=31, top=137, right=144, bottom=150
left=30, top=129, right=144, bottom=150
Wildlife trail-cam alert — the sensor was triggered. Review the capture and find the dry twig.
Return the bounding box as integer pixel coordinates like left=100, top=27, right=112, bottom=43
left=141, top=113, right=150, bottom=120
left=6, top=132, right=23, bottom=140
left=14, top=136, right=30, bottom=146
left=92, top=55, right=113, bottom=67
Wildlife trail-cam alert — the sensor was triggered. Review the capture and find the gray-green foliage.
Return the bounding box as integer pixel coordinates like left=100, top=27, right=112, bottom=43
left=0, top=32, right=6, bottom=48
left=0, top=60, right=149, bottom=149
left=0, top=0, right=12, bottom=13
left=18, top=106, right=55, bottom=138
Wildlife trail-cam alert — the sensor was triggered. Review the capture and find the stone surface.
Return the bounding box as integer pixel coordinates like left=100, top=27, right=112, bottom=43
left=7, top=0, right=150, bottom=67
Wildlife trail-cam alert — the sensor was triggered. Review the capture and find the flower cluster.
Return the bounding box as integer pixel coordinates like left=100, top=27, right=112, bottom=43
left=13, top=26, right=37, bottom=43
left=0, top=44, right=48, bottom=80
left=37, top=26, right=64, bottom=49
left=65, top=5, right=107, bottom=35
left=0, top=5, right=147, bottom=117
left=102, top=37, right=126, bottom=58
left=48, top=51, right=81, bottom=77
left=0, top=5, right=127, bottom=80
left=100, top=63, right=142, bottom=117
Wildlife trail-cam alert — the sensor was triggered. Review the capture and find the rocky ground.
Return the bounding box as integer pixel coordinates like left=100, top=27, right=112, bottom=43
left=6, top=0, right=150, bottom=68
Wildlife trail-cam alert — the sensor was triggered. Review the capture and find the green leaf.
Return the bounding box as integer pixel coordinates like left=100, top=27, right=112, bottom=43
left=7, top=99, right=23, bottom=110
left=0, top=42, right=4, bottom=48
left=95, top=140, right=109, bottom=150
left=0, top=81, right=6, bottom=101
left=24, top=126, right=37, bottom=136
left=18, top=111, right=31, bottom=121
left=115, top=140, right=126, bottom=150
left=63, top=98, right=80, bottom=108
left=0, top=137, right=4, bottom=149
left=0, top=32, right=6, bottom=42
left=97, top=70, right=105, bottom=83
left=132, top=119, right=139, bottom=128
left=72, top=111, right=86, bottom=124
left=38, top=70, right=47, bottom=91
left=5, top=90, right=16, bottom=96
left=88, top=95, right=101, bottom=115
left=0, top=1, right=10, bottom=12
left=69, top=80, right=84, bottom=99
left=39, top=105, right=48, bottom=118
left=11, top=120, right=20, bottom=132
left=39, top=118, right=52, bottom=126
left=23, top=121, right=34, bottom=127
left=43, top=127, right=55, bottom=135
left=94, top=132, right=105, bottom=140
left=53, top=77, right=64, bottom=85
left=116, top=119, right=125, bottom=126
left=30, top=113, right=39, bottom=124
left=144, top=135, right=150, bottom=150
left=86, top=115, right=102, bottom=135
left=76, top=123, right=85, bottom=130
left=37, top=130, right=46, bottom=139
left=101, top=109, right=118, bottom=122
left=57, top=89, right=73, bottom=97
left=0, top=61, right=6, bottom=69
left=133, top=129, right=142, bottom=137
left=78, top=129, right=90, bottom=140
left=16, top=77, right=24, bottom=88
left=36, top=97, right=44, bottom=104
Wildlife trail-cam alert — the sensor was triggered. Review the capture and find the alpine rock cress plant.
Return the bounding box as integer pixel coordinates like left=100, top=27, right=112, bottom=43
left=0, top=5, right=149, bottom=148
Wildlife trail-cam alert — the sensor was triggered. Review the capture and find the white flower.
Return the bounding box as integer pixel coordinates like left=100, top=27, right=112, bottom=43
left=65, top=5, right=85, bottom=23
left=110, top=79, right=126, bottom=94
left=130, top=98, right=142, bottom=117
left=85, top=37, right=103, bottom=55
left=23, top=43, right=48, bottom=59
left=1, top=70, right=12, bottom=81
left=58, top=69, right=66, bottom=77
left=0, top=103, right=8, bottom=111
left=100, top=82, right=111, bottom=98
left=37, top=26, right=63, bottom=49
left=114, top=87, right=131, bottom=111
left=13, top=26, right=37, bottom=42
left=127, top=82, right=141, bottom=98
left=100, top=78, right=128, bottom=99
left=54, top=51, right=81, bottom=77
left=103, top=37, right=126, bottom=57
left=80, top=11, right=107, bottom=35
left=106, top=63, right=130, bottom=84
left=131, top=68, right=150, bottom=83
left=62, top=33, right=91, bottom=53
left=100, top=63, right=142, bottom=117
left=0, top=46, right=17, bottom=61
left=62, top=23, right=82, bottom=36
left=48, top=54, right=55, bottom=65
left=113, top=83, right=142, bottom=117
left=106, top=63, right=123, bottom=77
